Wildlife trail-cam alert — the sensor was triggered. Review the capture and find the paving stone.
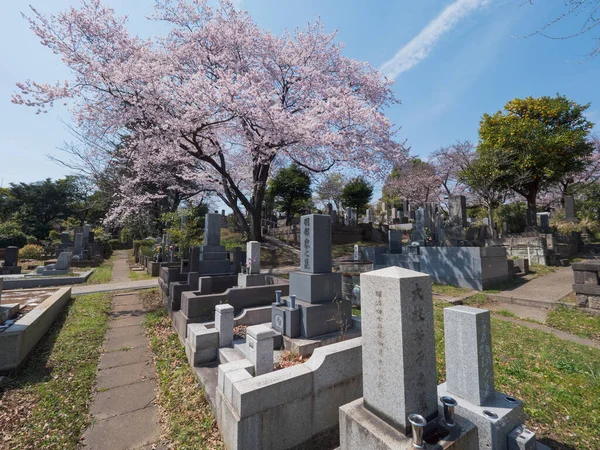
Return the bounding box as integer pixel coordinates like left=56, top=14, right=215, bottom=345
left=99, top=346, right=152, bottom=370
left=91, top=379, right=155, bottom=420
left=104, top=329, right=147, bottom=351
left=96, top=360, right=155, bottom=390
left=110, top=314, right=146, bottom=328
left=82, top=406, right=159, bottom=450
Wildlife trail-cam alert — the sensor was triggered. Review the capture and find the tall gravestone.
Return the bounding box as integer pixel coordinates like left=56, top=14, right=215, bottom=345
left=73, top=233, right=83, bottom=257
left=413, top=208, right=426, bottom=243
left=272, top=214, right=350, bottom=338
left=338, top=268, right=481, bottom=449
left=439, top=306, right=532, bottom=450
left=564, top=195, right=576, bottom=222
left=449, top=195, right=468, bottom=228
left=193, top=213, right=232, bottom=275
left=388, top=229, right=402, bottom=254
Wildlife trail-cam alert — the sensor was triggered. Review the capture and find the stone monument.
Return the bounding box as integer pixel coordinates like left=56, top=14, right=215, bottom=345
left=190, top=213, right=232, bottom=275
left=271, top=214, right=350, bottom=338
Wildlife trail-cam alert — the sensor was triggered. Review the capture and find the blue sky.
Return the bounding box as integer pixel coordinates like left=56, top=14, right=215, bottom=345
left=1, top=0, right=599, bottom=188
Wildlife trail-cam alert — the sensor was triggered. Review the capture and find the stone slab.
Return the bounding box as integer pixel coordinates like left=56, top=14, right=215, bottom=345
left=98, top=347, right=152, bottom=370
left=82, top=406, right=159, bottom=450
left=90, top=379, right=155, bottom=420
left=96, top=360, right=155, bottom=390
left=300, top=214, right=333, bottom=274
left=289, top=271, right=342, bottom=304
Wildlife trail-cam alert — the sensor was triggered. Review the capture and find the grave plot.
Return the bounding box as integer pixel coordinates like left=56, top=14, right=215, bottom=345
left=0, top=280, right=72, bottom=372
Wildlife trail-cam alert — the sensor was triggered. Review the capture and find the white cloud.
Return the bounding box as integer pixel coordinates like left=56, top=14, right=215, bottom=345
left=380, top=0, right=491, bottom=80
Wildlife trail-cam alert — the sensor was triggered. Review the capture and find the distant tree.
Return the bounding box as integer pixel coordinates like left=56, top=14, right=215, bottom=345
left=459, top=152, right=514, bottom=236
left=316, top=173, right=346, bottom=211
left=9, top=177, right=80, bottom=239
left=341, top=177, right=373, bottom=217
left=430, top=141, right=475, bottom=200
left=266, top=165, right=312, bottom=225
left=382, top=158, right=440, bottom=208
left=478, top=94, right=595, bottom=227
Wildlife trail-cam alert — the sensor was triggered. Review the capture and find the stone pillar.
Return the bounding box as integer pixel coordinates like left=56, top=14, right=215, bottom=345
left=564, top=195, right=576, bottom=222
left=187, top=272, right=200, bottom=291
left=4, top=246, right=19, bottom=266
left=391, top=207, right=397, bottom=220
left=300, top=214, right=332, bottom=273
left=444, top=306, right=494, bottom=405
left=246, top=324, right=274, bottom=376
left=73, top=233, right=83, bottom=256
left=215, top=304, right=235, bottom=348
left=204, top=213, right=222, bottom=246
left=360, top=267, right=438, bottom=433
left=231, top=246, right=242, bottom=274
left=247, top=241, right=260, bottom=274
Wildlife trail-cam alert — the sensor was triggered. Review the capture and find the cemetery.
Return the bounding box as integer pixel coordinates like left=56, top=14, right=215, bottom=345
left=2, top=0, right=600, bottom=449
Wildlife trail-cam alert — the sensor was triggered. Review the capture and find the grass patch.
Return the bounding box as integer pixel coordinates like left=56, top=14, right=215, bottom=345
left=129, top=269, right=153, bottom=281
left=529, top=263, right=558, bottom=277
left=461, top=293, right=489, bottom=307
left=145, top=300, right=222, bottom=449
left=352, top=307, right=361, bottom=317
left=0, top=293, right=112, bottom=449
left=434, top=301, right=600, bottom=449
left=431, top=283, right=472, bottom=297
left=494, top=309, right=517, bottom=318
left=220, top=229, right=245, bottom=251
left=83, top=256, right=116, bottom=285
left=546, top=305, right=600, bottom=341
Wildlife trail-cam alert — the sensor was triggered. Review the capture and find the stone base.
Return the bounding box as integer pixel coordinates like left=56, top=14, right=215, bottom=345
left=289, top=271, right=342, bottom=304
left=438, top=383, right=526, bottom=450
left=339, top=398, right=478, bottom=450
left=296, top=297, right=352, bottom=338
left=237, top=273, right=267, bottom=287
left=196, top=260, right=232, bottom=275
left=271, top=304, right=301, bottom=338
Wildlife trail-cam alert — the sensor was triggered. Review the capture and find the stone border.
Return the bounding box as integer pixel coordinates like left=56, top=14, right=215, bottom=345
left=0, top=286, right=72, bottom=372
left=1, top=270, right=93, bottom=290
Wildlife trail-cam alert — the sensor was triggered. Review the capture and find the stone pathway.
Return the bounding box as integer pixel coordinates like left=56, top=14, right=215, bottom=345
left=487, top=267, right=573, bottom=308
left=82, top=291, right=163, bottom=450
left=492, top=313, right=600, bottom=350
left=111, top=250, right=134, bottom=283
left=72, top=279, right=158, bottom=295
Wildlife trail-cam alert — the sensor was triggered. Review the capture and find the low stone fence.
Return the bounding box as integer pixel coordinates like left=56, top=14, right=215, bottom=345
left=0, top=287, right=72, bottom=372
left=216, top=338, right=362, bottom=450
left=572, top=262, right=600, bottom=310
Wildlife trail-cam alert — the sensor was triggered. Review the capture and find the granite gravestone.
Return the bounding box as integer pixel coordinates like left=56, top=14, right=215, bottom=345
left=247, top=241, right=261, bottom=274
left=4, top=247, right=18, bottom=267
left=564, top=195, right=576, bottom=222
left=388, top=229, right=402, bottom=254
left=73, top=233, right=83, bottom=257
left=449, top=195, right=468, bottom=228
left=272, top=214, right=349, bottom=338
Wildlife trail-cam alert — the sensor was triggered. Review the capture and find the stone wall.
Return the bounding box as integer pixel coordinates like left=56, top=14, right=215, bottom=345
left=216, top=338, right=362, bottom=450
left=362, top=246, right=509, bottom=291
left=572, top=262, right=600, bottom=310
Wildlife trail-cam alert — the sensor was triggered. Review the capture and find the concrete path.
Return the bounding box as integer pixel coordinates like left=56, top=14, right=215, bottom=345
left=72, top=279, right=158, bottom=295
left=487, top=267, right=573, bottom=308
left=82, top=292, right=164, bottom=450
left=111, top=250, right=133, bottom=283
left=492, top=313, right=600, bottom=350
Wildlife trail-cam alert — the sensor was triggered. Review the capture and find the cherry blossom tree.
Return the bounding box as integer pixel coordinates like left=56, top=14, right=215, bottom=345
left=13, top=0, right=406, bottom=240
left=382, top=158, right=441, bottom=208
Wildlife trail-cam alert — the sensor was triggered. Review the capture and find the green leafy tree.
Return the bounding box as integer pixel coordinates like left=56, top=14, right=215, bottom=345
left=478, top=94, right=595, bottom=227
left=266, top=165, right=312, bottom=225
left=341, top=177, right=373, bottom=217
left=316, top=173, right=346, bottom=210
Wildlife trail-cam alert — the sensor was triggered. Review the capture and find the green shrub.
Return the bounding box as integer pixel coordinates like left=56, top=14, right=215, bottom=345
left=94, top=230, right=114, bottom=259
left=48, top=230, right=60, bottom=241
left=109, top=238, right=119, bottom=250
left=26, top=235, right=38, bottom=245
left=19, top=244, right=44, bottom=260
left=0, top=221, right=27, bottom=248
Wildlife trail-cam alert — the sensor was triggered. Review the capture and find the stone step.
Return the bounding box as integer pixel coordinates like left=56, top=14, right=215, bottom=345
left=218, top=345, right=246, bottom=364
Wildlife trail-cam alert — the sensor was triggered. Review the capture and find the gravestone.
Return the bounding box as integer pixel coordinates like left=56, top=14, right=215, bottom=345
left=55, top=252, right=72, bottom=271
left=391, top=207, right=397, bottom=220
left=449, top=195, right=468, bottom=228
left=272, top=214, right=349, bottom=338
left=537, top=212, right=550, bottom=232
left=385, top=210, right=391, bottom=224
left=205, top=213, right=222, bottom=246
left=365, top=208, right=371, bottom=223
left=247, top=241, right=260, bottom=274
left=4, top=247, right=18, bottom=267
left=413, top=208, right=425, bottom=243
left=388, top=229, right=402, bottom=254
left=564, top=195, right=576, bottom=222
left=403, top=198, right=409, bottom=214
left=82, top=225, right=91, bottom=247
left=193, top=214, right=232, bottom=274
left=60, top=232, right=70, bottom=244
left=439, top=305, right=531, bottom=450
left=353, top=244, right=360, bottom=261
left=73, top=233, right=83, bottom=257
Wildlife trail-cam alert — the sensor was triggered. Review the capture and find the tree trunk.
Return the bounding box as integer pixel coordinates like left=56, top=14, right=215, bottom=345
left=525, top=191, right=538, bottom=228
left=486, top=204, right=495, bottom=238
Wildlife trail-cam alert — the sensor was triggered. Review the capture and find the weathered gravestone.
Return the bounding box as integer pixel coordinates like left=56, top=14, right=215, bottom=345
left=564, top=195, right=576, bottom=222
